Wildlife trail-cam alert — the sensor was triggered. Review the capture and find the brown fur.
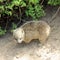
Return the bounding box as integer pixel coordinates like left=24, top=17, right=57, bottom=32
left=13, top=21, right=51, bottom=44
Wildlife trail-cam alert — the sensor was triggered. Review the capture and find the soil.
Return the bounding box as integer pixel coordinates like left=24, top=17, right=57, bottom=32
left=0, top=6, right=60, bottom=60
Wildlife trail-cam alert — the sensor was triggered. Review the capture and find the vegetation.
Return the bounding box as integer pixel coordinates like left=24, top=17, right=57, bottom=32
left=48, top=0, right=60, bottom=5
left=0, top=0, right=60, bottom=36
left=0, top=27, right=6, bottom=36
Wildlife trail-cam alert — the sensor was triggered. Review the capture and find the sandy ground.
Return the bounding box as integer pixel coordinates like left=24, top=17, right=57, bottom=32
left=0, top=6, right=60, bottom=60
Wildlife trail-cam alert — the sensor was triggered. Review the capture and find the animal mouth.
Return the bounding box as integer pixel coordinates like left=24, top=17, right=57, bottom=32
left=17, top=39, right=23, bottom=43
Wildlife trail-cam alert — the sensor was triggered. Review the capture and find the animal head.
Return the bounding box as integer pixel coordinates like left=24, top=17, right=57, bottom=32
left=13, top=28, right=25, bottom=43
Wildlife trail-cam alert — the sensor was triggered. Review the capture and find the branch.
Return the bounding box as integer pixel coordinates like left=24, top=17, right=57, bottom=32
left=16, top=6, right=22, bottom=27
left=41, top=0, right=44, bottom=5
left=50, top=6, right=60, bottom=23
left=51, top=6, right=60, bottom=20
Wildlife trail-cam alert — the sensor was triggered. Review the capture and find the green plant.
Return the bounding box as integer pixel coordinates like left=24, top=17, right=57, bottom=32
left=12, top=23, right=17, bottom=29
left=0, top=0, right=45, bottom=19
left=0, top=27, right=6, bottom=36
left=48, top=0, right=60, bottom=5
left=26, top=4, right=45, bottom=19
left=25, top=0, right=45, bottom=19
left=11, top=23, right=17, bottom=32
left=0, top=0, right=26, bottom=16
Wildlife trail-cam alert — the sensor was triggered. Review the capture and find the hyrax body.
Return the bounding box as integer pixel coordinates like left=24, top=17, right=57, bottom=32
left=13, top=21, right=51, bottom=44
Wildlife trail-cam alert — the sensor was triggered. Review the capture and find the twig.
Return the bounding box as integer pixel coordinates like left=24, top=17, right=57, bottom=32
left=41, top=0, right=44, bottom=5
left=51, top=6, right=60, bottom=20
left=5, top=19, right=8, bottom=30
left=50, top=6, right=60, bottom=23
left=17, top=6, right=22, bottom=27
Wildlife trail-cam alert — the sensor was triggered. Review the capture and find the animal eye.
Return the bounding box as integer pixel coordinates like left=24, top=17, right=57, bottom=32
left=15, top=38, right=17, bottom=40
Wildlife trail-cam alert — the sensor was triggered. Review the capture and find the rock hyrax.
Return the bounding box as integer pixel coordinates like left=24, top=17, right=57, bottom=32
left=13, top=21, right=51, bottom=44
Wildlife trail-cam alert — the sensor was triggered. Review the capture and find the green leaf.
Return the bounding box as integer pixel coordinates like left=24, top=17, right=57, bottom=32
left=0, top=0, right=3, bottom=2
left=20, top=1, right=26, bottom=7
left=29, top=0, right=39, bottom=4
left=48, top=0, right=60, bottom=5
left=12, top=23, right=17, bottom=29
left=4, top=11, right=12, bottom=16
left=12, top=0, right=20, bottom=6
